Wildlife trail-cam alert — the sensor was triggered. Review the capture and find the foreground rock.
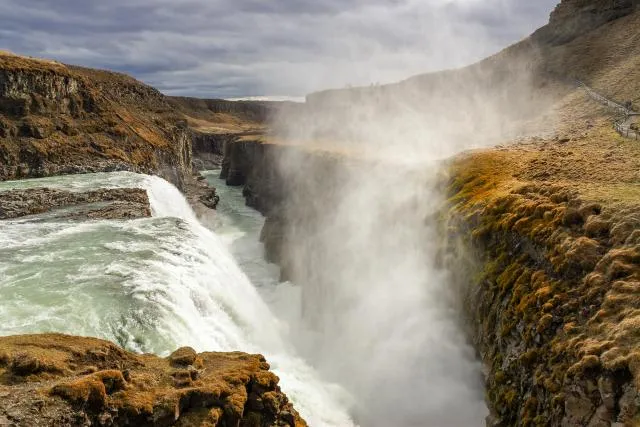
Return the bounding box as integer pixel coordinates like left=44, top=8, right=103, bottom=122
left=0, top=187, right=151, bottom=220
left=0, top=334, right=306, bottom=427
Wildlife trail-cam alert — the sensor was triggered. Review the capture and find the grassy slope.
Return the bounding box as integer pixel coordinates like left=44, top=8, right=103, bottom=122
left=445, top=8, right=640, bottom=425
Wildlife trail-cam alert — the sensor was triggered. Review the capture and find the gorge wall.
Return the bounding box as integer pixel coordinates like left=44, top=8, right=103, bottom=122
left=191, top=131, right=231, bottom=170
left=0, top=52, right=192, bottom=189
left=443, top=142, right=640, bottom=426
left=220, top=128, right=640, bottom=426
left=217, top=140, right=349, bottom=279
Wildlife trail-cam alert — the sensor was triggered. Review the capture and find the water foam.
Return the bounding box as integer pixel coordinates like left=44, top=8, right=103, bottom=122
left=0, top=172, right=355, bottom=426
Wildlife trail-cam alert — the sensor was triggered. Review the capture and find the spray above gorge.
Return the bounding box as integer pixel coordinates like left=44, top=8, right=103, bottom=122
left=3, top=0, right=640, bottom=426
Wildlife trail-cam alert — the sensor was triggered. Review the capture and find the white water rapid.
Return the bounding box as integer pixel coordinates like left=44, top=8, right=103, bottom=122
left=0, top=172, right=355, bottom=427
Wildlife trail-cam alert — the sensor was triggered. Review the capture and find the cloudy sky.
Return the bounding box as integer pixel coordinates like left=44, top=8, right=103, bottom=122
left=0, top=0, right=559, bottom=98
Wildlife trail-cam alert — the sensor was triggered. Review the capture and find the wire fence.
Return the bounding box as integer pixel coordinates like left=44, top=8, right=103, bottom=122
left=576, top=80, right=639, bottom=140
left=614, top=119, right=640, bottom=140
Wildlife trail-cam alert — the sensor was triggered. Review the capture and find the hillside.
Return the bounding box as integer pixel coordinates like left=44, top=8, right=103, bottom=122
left=0, top=51, right=195, bottom=187
left=281, top=1, right=640, bottom=156
left=167, top=96, right=272, bottom=134
left=438, top=3, right=640, bottom=426
left=0, top=51, right=279, bottom=188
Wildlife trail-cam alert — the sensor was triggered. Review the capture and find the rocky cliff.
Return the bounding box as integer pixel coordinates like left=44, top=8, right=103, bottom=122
left=0, top=51, right=192, bottom=189
left=534, top=0, right=640, bottom=44
left=442, top=117, right=640, bottom=425
left=0, top=334, right=306, bottom=427
left=216, top=140, right=301, bottom=272
left=191, top=132, right=231, bottom=170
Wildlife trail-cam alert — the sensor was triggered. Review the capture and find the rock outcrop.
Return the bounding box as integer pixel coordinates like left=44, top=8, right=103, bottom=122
left=534, top=0, right=640, bottom=44
left=442, top=125, right=640, bottom=425
left=0, top=187, right=151, bottom=220
left=0, top=334, right=306, bottom=427
left=0, top=51, right=192, bottom=189
left=191, top=132, right=230, bottom=170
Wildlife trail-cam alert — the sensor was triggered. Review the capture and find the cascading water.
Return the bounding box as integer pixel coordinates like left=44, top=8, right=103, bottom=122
left=206, top=165, right=488, bottom=426
left=264, top=152, right=489, bottom=426
left=0, top=171, right=355, bottom=427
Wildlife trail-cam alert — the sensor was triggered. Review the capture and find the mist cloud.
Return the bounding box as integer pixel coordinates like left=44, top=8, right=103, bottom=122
left=0, top=0, right=558, bottom=97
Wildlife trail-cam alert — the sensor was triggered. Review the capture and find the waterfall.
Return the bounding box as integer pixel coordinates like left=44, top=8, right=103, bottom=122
left=0, top=172, right=354, bottom=427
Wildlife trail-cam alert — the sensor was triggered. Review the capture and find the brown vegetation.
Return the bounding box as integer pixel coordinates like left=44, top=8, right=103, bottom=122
left=0, top=334, right=306, bottom=427
left=444, top=66, right=640, bottom=427
left=432, top=2, right=640, bottom=425
left=0, top=51, right=192, bottom=187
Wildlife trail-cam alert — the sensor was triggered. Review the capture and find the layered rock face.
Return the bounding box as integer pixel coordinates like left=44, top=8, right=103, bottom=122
left=191, top=132, right=230, bottom=170
left=217, top=140, right=298, bottom=272
left=0, top=187, right=151, bottom=220
left=0, top=334, right=306, bottom=427
left=0, top=52, right=192, bottom=189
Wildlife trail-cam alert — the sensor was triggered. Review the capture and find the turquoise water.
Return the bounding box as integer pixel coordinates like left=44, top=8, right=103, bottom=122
left=0, top=171, right=355, bottom=427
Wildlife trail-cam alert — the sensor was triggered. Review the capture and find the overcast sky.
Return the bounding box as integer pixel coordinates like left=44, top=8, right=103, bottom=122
left=0, top=0, right=559, bottom=98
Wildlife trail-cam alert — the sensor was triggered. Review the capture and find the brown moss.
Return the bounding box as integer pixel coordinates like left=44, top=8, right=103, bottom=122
left=50, top=371, right=123, bottom=410
left=0, top=334, right=307, bottom=426
left=445, top=114, right=640, bottom=425
left=168, top=347, right=198, bottom=367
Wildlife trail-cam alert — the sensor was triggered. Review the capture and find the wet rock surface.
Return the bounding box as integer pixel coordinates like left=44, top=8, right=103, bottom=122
left=0, top=334, right=306, bottom=427
left=0, top=187, right=151, bottom=220
left=184, top=173, right=221, bottom=215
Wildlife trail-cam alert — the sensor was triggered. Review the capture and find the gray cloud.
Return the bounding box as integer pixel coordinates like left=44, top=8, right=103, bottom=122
left=0, top=0, right=559, bottom=98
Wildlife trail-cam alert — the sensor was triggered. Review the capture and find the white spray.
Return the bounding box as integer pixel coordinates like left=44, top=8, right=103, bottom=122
left=0, top=172, right=355, bottom=427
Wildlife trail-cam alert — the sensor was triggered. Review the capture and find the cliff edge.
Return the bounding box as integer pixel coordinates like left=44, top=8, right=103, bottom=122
left=0, top=334, right=306, bottom=427
left=0, top=51, right=192, bottom=188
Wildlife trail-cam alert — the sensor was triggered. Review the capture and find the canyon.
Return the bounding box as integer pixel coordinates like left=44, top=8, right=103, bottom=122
left=1, top=0, right=640, bottom=425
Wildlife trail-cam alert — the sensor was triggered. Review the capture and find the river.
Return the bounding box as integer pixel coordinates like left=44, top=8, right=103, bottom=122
left=0, top=168, right=488, bottom=426
left=0, top=171, right=355, bottom=426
